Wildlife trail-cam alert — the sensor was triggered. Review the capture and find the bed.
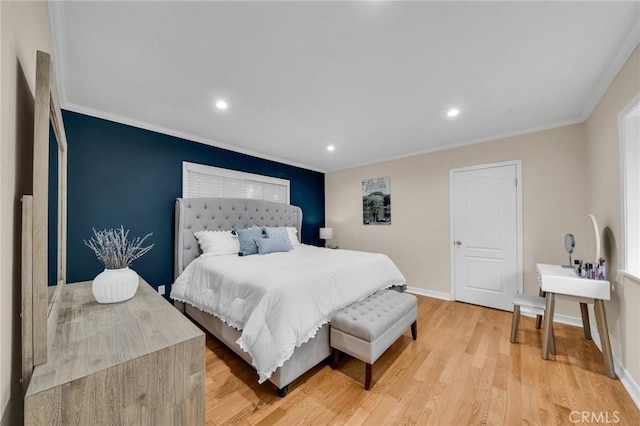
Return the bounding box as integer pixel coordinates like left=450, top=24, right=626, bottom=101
left=170, top=197, right=406, bottom=396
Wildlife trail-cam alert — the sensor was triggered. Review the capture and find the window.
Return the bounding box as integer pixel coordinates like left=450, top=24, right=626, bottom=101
left=182, top=162, right=290, bottom=204
left=620, top=95, right=640, bottom=277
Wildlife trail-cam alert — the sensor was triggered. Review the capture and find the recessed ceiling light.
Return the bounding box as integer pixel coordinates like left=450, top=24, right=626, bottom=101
left=327, top=145, right=335, bottom=152
left=215, top=100, right=228, bottom=110
left=447, top=108, right=460, bottom=117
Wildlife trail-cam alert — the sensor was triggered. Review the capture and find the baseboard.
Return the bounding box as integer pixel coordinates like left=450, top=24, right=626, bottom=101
left=405, top=289, right=590, bottom=327
left=406, top=286, right=451, bottom=301
left=588, top=323, right=640, bottom=410
left=520, top=311, right=583, bottom=328
left=611, top=353, right=640, bottom=409
left=521, top=312, right=640, bottom=410
left=406, top=287, right=640, bottom=408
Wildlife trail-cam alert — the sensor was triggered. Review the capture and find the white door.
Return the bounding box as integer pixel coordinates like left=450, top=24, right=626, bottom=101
left=450, top=162, right=522, bottom=311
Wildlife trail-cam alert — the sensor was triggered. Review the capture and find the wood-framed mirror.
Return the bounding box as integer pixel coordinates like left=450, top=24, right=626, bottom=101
left=21, top=50, right=68, bottom=390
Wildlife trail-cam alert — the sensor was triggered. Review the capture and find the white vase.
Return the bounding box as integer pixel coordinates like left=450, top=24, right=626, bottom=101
left=92, top=267, right=139, bottom=303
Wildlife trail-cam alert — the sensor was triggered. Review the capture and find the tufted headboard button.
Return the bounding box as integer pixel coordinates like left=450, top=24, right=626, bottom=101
left=177, top=198, right=302, bottom=278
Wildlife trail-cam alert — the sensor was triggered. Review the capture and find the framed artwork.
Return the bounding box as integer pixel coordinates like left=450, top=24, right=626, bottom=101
left=362, top=177, right=391, bottom=225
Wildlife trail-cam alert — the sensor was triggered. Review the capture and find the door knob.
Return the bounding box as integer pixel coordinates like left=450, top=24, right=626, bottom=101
left=455, top=240, right=462, bottom=246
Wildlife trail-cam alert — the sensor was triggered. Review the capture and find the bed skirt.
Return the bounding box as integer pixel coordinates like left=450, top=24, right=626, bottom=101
left=184, top=304, right=331, bottom=390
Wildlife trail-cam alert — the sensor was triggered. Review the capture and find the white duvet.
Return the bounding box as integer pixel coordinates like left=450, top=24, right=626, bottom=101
left=171, top=245, right=406, bottom=383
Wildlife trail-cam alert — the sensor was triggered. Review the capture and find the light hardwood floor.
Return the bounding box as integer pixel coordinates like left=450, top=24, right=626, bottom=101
left=204, top=296, right=640, bottom=425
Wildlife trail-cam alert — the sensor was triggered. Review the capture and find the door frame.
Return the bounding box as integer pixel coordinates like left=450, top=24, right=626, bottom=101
left=449, top=160, right=524, bottom=302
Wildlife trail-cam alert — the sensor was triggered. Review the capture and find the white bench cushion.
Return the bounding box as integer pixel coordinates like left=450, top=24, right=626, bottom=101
left=513, top=293, right=546, bottom=316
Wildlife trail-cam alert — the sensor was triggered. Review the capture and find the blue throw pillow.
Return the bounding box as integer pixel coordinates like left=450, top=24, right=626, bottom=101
left=255, top=237, right=292, bottom=255
left=233, top=227, right=263, bottom=256
left=263, top=227, right=293, bottom=250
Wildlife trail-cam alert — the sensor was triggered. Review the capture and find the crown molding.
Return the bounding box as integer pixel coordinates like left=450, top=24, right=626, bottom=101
left=325, top=117, right=583, bottom=173
left=62, top=102, right=325, bottom=173
left=579, top=20, right=640, bottom=121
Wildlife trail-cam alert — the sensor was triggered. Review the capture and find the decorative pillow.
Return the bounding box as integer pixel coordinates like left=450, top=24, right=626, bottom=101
left=194, top=230, right=239, bottom=256
left=233, top=227, right=264, bottom=256
left=263, top=227, right=293, bottom=250
left=255, top=237, right=292, bottom=255
left=286, top=227, right=301, bottom=246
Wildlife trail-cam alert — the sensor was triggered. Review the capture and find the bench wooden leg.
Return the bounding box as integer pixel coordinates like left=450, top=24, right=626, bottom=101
left=331, top=349, right=339, bottom=370
left=411, top=321, right=417, bottom=340
left=510, top=305, right=521, bottom=343
left=365, top=363, right=372, bottom=390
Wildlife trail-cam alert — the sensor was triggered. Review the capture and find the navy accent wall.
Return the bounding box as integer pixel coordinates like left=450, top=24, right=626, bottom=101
left=61, top=110, right=325, bottom=293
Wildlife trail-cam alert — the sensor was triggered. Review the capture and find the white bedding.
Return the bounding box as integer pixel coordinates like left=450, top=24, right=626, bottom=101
left=171, top=245, right=406, bottom=383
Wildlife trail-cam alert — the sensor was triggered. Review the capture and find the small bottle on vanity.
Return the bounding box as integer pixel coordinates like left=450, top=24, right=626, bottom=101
left=598, top=258, right=607, bottom=280
left=580, top=262, right=589, bottom=278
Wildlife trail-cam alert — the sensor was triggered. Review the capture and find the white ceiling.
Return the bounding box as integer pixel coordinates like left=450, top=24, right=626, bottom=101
left=50, top=1, right=640, bottom=172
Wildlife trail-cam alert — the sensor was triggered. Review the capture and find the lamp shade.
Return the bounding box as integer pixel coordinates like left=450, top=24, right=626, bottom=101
left=319, top=227, right=334, bottom=240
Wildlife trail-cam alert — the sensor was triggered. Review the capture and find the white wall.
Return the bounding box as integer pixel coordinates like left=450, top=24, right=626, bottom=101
left=585, top=45, right=640, bottom=404
left=326, top=43, right=640, bottom=406
left=1, top=2, right=52, bottom=424
left=326, top=123, right=588, bottom=317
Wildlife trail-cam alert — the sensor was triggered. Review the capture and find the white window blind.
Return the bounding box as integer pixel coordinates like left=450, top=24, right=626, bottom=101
left=182, top=162, right=290, bottom=204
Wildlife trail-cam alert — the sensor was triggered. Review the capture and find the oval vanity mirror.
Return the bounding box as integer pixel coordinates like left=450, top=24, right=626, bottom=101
left=563, top=233, right=575, bottom=267
left=584, top=213, right=601, bottom=263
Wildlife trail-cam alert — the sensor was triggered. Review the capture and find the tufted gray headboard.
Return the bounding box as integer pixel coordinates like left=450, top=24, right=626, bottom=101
left=174, top=198, right=303, bottom=279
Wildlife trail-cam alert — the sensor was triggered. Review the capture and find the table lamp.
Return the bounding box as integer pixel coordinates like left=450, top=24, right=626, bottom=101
left=319, top=227, right=334, bottom=248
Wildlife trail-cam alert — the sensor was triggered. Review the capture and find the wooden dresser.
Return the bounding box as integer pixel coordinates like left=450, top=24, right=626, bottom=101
left=24, top=279, right=205, bottom=425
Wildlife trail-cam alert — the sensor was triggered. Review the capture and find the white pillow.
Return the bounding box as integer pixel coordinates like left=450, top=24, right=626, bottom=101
left=286, top=227, right=301, bottom=246
left=194, top=230, right=239, bottom=256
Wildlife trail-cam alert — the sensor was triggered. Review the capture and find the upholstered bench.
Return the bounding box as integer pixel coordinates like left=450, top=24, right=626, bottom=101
left=330, top=289, right=418, bottom=390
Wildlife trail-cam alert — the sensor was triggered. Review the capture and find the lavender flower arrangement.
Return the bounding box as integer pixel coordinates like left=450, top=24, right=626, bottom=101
left=84, top=226, right=154, bottom=269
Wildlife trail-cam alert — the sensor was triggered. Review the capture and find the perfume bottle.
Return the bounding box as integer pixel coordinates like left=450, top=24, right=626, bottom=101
left=599, top=258, right=607, bottom=280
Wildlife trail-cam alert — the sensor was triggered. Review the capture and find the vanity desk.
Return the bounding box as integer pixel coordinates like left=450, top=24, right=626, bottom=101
left=24, top=279, right=205, bottom=425
left=536, top=263, right=616, bottom=379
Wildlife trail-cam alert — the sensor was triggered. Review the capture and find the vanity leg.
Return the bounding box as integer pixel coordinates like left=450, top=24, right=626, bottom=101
left=541, top=292, right=555, bottom=360
left=550, top=322, right=557, bottom=355
left=580, top=303, right=592, bottom=340
left=535, top=289, right=546, bottom=329
left=594, top=299, right=616, bottom=379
